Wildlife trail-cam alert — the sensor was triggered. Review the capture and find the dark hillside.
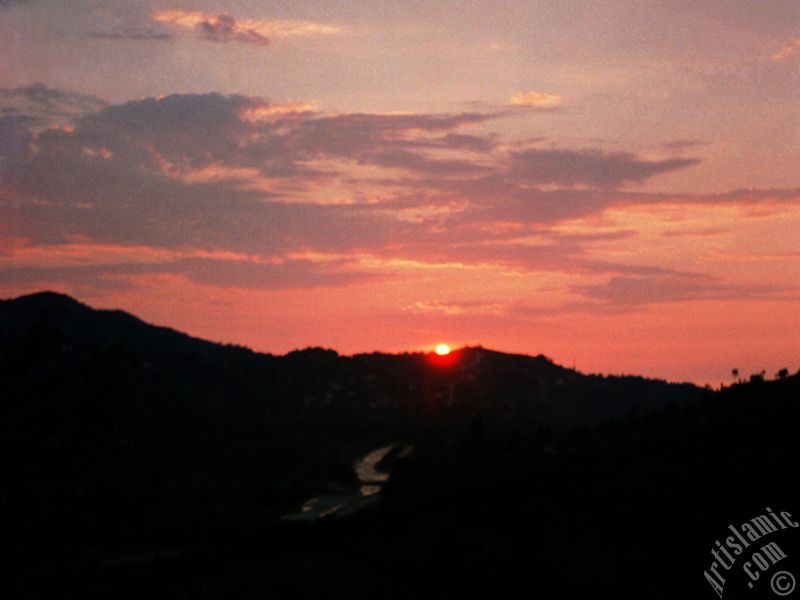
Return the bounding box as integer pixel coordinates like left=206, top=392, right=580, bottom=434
left=0, top=291, right=730, bottom=598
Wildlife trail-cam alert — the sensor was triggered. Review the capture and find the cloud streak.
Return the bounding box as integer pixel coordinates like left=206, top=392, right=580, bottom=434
left=151, top=9, right=341, bottom=46
left=0, top=83, right=107, bottom=124
left=0, top=256, right=378, bottom=292
left=88, top=28, right=174, bottom=42
left=772, top=38, right=800, bottom=62
left=509, top=90, right=562, bottom=109
left=507, top=148, right=700, bottom=188
left=570, top=273, right=781, bottom=306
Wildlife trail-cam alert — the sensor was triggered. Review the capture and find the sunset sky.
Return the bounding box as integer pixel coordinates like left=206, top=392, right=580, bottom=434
left=2, top=0, right=799, bottom=384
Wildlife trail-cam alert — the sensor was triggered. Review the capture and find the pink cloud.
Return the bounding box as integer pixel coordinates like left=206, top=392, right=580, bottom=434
left=508, top=90, right=562, bottom=110
left=151, top=9, right=341, bottom=47
left=771, top=38, right=800, bottom=62
left=3, top=87, right=798, bottom=313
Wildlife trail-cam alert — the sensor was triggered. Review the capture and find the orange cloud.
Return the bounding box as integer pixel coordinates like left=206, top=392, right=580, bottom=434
left=151, top=9, right=341, bottom=46
left=241, top=102, right=317, bottom=121
left=771, top=38, right=800, bottom=62
left=509, top=90, right=562, bottom=109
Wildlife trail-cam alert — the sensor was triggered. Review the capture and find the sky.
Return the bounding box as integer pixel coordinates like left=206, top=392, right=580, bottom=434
left=1, top=0, right=799, bottom=384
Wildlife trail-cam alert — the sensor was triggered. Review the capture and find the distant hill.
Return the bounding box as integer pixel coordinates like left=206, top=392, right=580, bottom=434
left=0, top=292, right=703, bottom=494
left=0, top=290, right=702, bottom=426
left=0, top=291, right=224, bottom=356
left=2, top=291, right=719, bottom=597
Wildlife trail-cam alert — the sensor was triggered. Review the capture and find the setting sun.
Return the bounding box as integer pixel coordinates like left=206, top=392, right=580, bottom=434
left=435, top=344, right=451, bottom=356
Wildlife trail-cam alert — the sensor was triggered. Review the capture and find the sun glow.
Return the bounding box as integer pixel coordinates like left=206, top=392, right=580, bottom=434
left=435, top=343, right=451, bottom=356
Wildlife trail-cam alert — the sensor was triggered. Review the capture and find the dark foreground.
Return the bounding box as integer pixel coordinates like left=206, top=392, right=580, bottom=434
left=2, top=292, right=798, bottom=599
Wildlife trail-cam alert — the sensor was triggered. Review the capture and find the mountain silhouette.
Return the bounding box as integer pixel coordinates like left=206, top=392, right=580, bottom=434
left=2, top=291, right=798, bottom=599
